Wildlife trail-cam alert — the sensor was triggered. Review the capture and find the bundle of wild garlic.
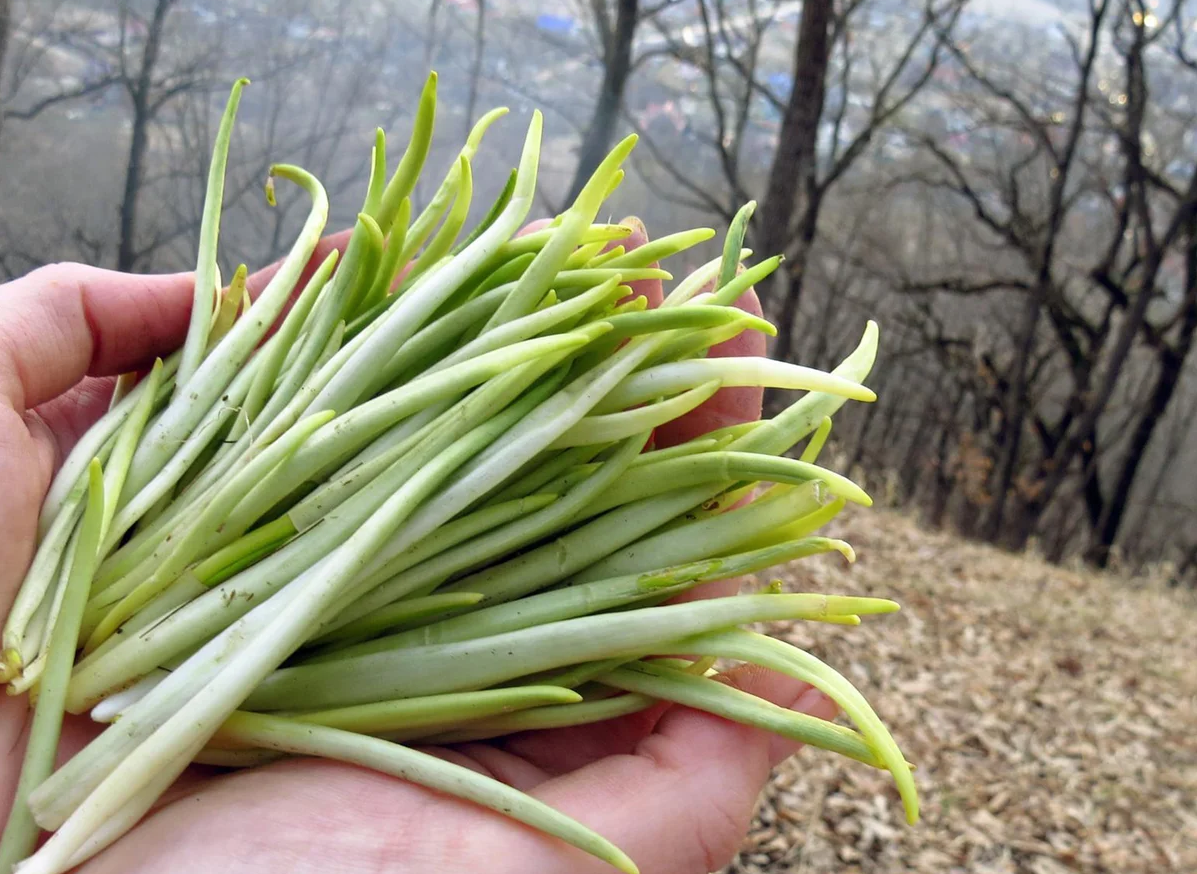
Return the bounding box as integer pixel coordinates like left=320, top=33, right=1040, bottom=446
left=0, top=74, right=914, bottom=874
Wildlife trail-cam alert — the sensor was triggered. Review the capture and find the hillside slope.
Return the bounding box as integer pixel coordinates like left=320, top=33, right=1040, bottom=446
left=725, top=510, right=1197, bottom=873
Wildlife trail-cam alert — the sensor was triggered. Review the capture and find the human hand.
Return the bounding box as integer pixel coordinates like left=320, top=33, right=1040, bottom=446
left=0, top=220, right=835, bottom=874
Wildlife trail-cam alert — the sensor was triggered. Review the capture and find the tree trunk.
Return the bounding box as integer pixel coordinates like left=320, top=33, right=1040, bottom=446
left=927, top=416, right=956, bottom=528
left=116, top=0, right=173, bottom=272
left=900, top=378, right=945, bottom=502
left=754, top=0, right=832, bottom=349
left=1080, top=440, right=1104, bottom=531
left=1010, top=18, right=1163, bottom=550
left=0, top=0, right=10, bottom=96
left=771, top=202, right=820, bottom=364
left=464, top=0, right=486, bottom=136
left=424, top=0, right=444, bottom=69
left=566, top=0, right=638, bottom=204
left=980, top=292, right=1040, bottom=542
left=0, top=0, right=13, bottom=144
left=1085, top=249, right=1197, bottom=566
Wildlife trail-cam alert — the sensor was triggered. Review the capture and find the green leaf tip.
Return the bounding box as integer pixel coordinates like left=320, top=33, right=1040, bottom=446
left=0, top=648, right=20, bottom=683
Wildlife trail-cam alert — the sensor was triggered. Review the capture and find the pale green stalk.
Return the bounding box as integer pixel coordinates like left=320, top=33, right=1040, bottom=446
left=599, top=228, right=717, bottom=270
left=303, top=112, right=542, bottom=417
left=800, top=416, right=834, bottom=463
left=421, top=693, right=655, bottom=743
left=599, top=659, right=888, bottom=768
left=373, top=72, right=436, bottom=233
left=307, top=538, right=860, bottom=666
left=548, top=379, right=721, bottom=448
left=401, top=155, right=473, bottom=286
left=362, top=127, right=386, bottom=216
left=585, top=451, right=870, bottom=514
left=100, top=360, right=163, bottom=541
left=303, top=592, right=487, bottom=651
left=244, top=593, right=897, bottom=711
left=82, top=412, right=335, bottom=651
left=356, top=196, right=410, bottom=316
left=320, top=494, right=559, bottom=639
left=482, top=444, right=606, bottom=507
left=600, top=306, right=773, bottom=344
left=596, top=357, right=875, bottom=413
left=716, top=201, right=756, bottom=292
left=431, top=277, right=625, bottom=377
left=235, top=250, right=339, bottom=436
left=678, top=629, right=918, bottom=824
left=122, top=164, right=328, bottom=500
left=565, top=240, right=608, bottom=269
left=176, top=79, right=248, bottom=395
left=570, top=483, right=830, bottom=584
left=208, top=712, right=638, bottom=874
left=279, top=686, right=580, bottom=735
left=101, top=362, right=255, bottom=554
left=38, top=353, right=179, bottom=536
left=0, top=462, right=103, bottom=870
left=659, top=250, right=746, bottom=308
left=318, top=432, right=649, bottom=635
left=65, top=367, right=568, bottom=724
left=485, top=134, right=637, bottom=330
left=453, top=167, right=516, bottom=255
left=647, top=318, right=764, bottom=365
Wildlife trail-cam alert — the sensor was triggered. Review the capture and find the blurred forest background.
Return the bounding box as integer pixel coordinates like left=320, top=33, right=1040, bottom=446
left=1, top=0, right=1194, bottom=581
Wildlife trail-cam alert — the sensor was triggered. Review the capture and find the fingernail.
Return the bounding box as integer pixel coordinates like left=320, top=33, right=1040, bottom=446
left=793, top=687, right=837, bottom=722
left=620, top=215, right=647, bottom=239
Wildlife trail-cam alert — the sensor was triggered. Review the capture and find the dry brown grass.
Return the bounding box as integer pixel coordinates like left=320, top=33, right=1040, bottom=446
left=724, top=509, right=1197, bottom=874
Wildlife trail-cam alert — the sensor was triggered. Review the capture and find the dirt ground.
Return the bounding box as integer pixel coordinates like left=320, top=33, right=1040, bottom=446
left=723, top=509, right=1197, bottom=874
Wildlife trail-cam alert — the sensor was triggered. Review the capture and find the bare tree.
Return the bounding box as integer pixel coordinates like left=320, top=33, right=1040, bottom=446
left=0, top=0, right=434, bottom=277
left=565, top=0, right=641, bottom=202
left=632, top=0, right=963, bottom=365
left=115, top=0, right=186, bottom=270
left=0, top=1, right=121, bottom=140
left=879, top=0, right=1197, bottom=566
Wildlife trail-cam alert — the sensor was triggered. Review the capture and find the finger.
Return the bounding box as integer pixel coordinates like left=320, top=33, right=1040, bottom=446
left=0, top=699, right=107, bottom=829
left=0, top=230, right=355, bottom=416
left=427, top=743, right=553, bottom=793
left=655, top=286, right=766, bottom=448
left=516, top=218, right=552, bottom=238
left=31, top=377, right=118, bottom=461
left=613, top=217, right=663, bottom=308
left=494, top=702, right=673, bottom=777
left=0, top=266, right=195, bottom=411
